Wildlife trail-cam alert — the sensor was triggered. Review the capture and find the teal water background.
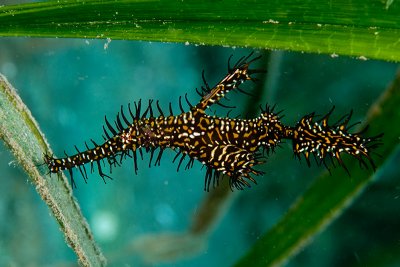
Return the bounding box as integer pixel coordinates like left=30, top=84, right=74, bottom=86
left=0, top=38, right=399, bottom=266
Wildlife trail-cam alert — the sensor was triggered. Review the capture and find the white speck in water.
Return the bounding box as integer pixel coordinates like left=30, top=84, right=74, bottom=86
left=154, top=203, right=176, bottom=227
left=104, top=37, right=112, bottom=50
left=8, top=160, right=16, bottom=167
left=357, top=56, right=368, bottom=61
left=330, top=53, right=339, bottom=58
left=91, top=211, right=118, bottom=242
left=185, top=41, right=190, bottom=46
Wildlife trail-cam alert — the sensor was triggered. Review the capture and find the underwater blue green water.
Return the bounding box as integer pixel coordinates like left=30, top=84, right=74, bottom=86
left=0, top=38, right=399, bottom=266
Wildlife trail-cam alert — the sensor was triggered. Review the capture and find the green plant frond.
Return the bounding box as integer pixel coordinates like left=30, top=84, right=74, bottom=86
left=0, top=0, right=399, bottom=61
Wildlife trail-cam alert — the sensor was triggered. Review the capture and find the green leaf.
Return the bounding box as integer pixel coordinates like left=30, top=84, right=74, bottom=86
left=0, top=0, right=399, bottom=62
left=234, top=71, right=400, bottom=267
left=0, top=74, right=106, bottom=266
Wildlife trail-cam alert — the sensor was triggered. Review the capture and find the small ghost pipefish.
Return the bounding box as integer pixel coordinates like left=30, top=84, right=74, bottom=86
left=44, top=53, right=382, bottom=190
